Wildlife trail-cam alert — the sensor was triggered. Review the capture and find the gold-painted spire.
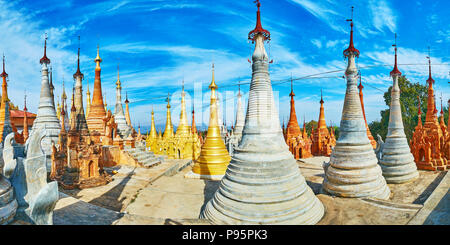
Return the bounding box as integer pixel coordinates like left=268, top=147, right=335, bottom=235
left=163, top=92, right=174, bottom=138
left=95, top=44, right=102, bottom=68
left=116, top=63, right=121, bottom=89
left=188, top=63, right=230, bottom=179
left=318, top=89, right=327, bottom=129
left=150, top=107, right=157, bottom=138
left=176, top=79, right=190, bottom=137
left=86, top=78, right=91, bottom=116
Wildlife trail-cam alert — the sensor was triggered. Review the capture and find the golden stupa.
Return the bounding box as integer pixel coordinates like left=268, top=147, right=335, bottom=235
left=185, top=64, right=230, bottom=180
left=146, top=108, right=158, bottom=150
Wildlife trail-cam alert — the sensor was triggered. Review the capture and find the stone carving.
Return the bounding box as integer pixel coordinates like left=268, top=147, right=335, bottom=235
left=7, top=128, right=58, bottom=225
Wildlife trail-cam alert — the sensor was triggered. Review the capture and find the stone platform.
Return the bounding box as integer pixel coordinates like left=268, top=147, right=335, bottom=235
left=52, top=156, right=449, bottom=225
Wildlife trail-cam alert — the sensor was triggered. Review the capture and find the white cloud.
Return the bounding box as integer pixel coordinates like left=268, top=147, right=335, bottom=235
left=311, top=39, right=322, bottom=49
left=368, top=0, right=397, bottom=33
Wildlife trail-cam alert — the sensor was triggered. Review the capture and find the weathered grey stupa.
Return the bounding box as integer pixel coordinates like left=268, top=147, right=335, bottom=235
left=201, top=1, right=324, bottom=224
left=225, top=84, right=245, bottom=156
left=233, top=83, right=245, bottom=139
left=378, top=35, right=418, bottom=183
left=31, top=36, right=61, bottom=159
left=114, top=65, right=132, bottom=137
left=322, top=9, right=390, bottom=200
left=72, top=37, right=89, bottom=136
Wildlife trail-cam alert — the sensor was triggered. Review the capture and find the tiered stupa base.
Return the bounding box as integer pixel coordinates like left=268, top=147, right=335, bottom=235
left=323, top=143, right=391, bottom=200
left=55, top=170, right=112, bottom=190
left=416, top=159, right=448, bottom=171
left=201, top=135, right=324, bottom=225
left=379, top=137, right=419, bottom=184
left=0, top=175, right=18, bottom=224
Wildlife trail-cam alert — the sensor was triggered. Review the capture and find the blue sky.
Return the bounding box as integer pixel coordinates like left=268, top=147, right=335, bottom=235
left=1, top=0, right=449, bottom=132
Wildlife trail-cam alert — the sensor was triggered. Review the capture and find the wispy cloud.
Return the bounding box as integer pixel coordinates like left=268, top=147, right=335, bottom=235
left=368, top=0, right=397, bottom=33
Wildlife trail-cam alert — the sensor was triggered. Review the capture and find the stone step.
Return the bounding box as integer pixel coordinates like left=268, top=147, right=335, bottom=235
left=142, top=159, right=161, bottom=168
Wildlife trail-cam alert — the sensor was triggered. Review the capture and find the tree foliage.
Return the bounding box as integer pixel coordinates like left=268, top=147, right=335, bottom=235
left=369, top=75, right=448, bottom=142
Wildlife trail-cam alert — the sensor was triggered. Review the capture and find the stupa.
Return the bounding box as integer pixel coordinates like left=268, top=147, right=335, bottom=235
left=225, top=83, right=245, bottom=156
left=173, top=81, right=199, bottom=159
left=322, top=8, right=390, bottom=200
left=124, top=92, right=132, bottom=127
left=146, top=108, right=158, bottom=151
left=378, top=35, right=419, bottom=183
left=72, top=37, right=89, bottom=136
left=31, top=35, right=61, bottom=158
left=60, top=79, right=70, bottom=131
left=285, top=78, right=312, bottom=159
left=0, top=56, right=14, bottom=143
left=114, top=65, right=132, bottom=137
left=410, top=52, right=447, bottom=170
left=201, top=1, right=324, bottom=224
left=86, top=45, right=107, bottom=142
left=311, top=90, right=336, bottom=156
left=0, top=56, right=18, bottom=224
left=185, top=64, right=231, bottom=180
left=358, top=77, right=377, bottom=149
left=86, top=79, right=91, bottom=117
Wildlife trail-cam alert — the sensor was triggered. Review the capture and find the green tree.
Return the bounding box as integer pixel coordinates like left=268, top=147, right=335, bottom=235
left=369, top=75, right=448, bottom=142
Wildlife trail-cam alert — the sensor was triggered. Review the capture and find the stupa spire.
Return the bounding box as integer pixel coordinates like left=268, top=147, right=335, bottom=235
left=32, top=35, right=61, bottom=156
left=23, top=93, right=29, bottom=141
left=201, top=1, right=324, bottom=224
left=124, top=91, right=132, bottom=126
left=73, top=36, right=84, bottom=80
left=149, top=108, right=157, bottom=138
left=40, top=33, right=50, bottom=64
left=186, top=64, right=230, bottom=180
left=176, top=80, right=190, bottom=137
left=163, top=93, right=174, bottom=139
left=113, top=64, right=131, bottom=137
left=86, top=43, right=107, bottom=137
left=390, top=33, right=401, bottom=77
left=233, top=81, right=245, bottom=138
left=191, top=103, right=197, bottom=135
left=318, top=89, right=327, bottom=129
left=379, top=37, right=419, bottom=183
left=343, top=6, right=359, bottom=58
left=0, top=54, right=7, bottom=78
left=322, top=7, right=390, bottom=200
left=0, top=55, right=13, bottom=143
left=72, top=36, right=89, bottom=135
left=358, top=75, right=376, bottom=148
left=286, top=75, right=301, bottom=140
left=417, top=95, right=422, bottom=126
left=425, top=49, right=438, bottom=123
left=86, top=78, right=91, bottom=116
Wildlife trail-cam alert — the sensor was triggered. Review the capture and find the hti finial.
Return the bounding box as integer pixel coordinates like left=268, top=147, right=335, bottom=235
left=320, top=89, right=324, bottom=104
left=358, top=74, right=364, bottom=91
left=1, top=54, right=7, bottom=78
left=24, top=90, right=27, bottom=111
left=426, top=46, right=434, bottom=84
left=40, top=33, right=51, bottom=64
left=73, top=36, right=84, bottom=79
left=343, top=6, right=359, bottom=58
left=289, top=74, right=295, bottom=97
left=248, top=0, right=270, bottom=42
left=390, top=33, right=401, bottom=76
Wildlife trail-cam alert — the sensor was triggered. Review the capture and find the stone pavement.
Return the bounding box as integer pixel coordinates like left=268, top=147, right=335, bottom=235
left=408, top=171, right=449, bottom=225
left=57, top=158, right=191, bottom=212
